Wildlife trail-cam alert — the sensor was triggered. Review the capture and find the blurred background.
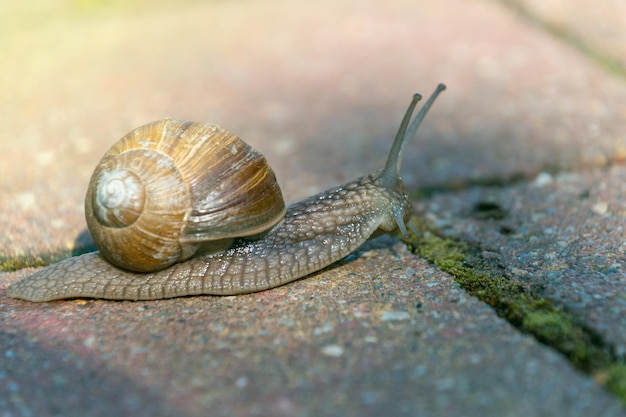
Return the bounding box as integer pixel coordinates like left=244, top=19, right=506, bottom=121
left=1, top=0, right=625, bottom=256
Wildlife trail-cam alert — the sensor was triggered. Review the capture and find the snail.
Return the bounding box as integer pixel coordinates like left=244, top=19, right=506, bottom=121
left=7, top=84, right=446, bottom=302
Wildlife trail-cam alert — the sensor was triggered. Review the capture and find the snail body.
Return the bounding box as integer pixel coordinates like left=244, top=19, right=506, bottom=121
left=7, top=84, right=445, bottom=302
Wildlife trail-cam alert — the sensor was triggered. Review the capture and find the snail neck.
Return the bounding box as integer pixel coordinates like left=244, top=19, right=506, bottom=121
left=378, top=83, right=446, bottom=237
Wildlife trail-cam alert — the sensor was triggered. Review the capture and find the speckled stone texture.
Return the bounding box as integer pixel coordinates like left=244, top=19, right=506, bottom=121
left=1, top=0, right=626, bottom=416
left=2, top=241, right=625, bottom=417
left=420, top=165, right=626, bottom=356
left=1, top=0, right=625, bottom=256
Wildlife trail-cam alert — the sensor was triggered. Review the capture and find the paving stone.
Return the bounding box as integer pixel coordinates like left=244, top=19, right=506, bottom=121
left=507, top=0, right=626, bottom=71
left=420, top=165, right=626, bottom=356
left=2, top=240, right=624, bottom=416
left=1, top=0, right=626, bottom=415
left=1, top=0, right=625, bottom=256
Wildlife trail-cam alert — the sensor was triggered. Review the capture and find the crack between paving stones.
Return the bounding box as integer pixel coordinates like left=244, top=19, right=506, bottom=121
left=0, top=245, right=98, bottom=273
left=6, top=218, right=626, bottom=402
left=414, top=159, right=626, bottom=199
left=4, top=158, right=623, bottom=273
left=403, top=216, right=626, bottom=405
left=4, top=157, right=625, bottom=400
left=495, top=0, right=626, bottom=79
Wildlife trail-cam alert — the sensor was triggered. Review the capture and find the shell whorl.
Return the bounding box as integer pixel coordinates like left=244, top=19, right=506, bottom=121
left=92, top=167, right=145, bottom=228
left=85, top=118, right=286, bottom=273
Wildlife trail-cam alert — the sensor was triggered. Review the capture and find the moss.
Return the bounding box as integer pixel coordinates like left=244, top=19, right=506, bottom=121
left=606, top=364, right=626, bottom=398
left=0, top=244, right=97, bottom=272
left=0, top=252, right=69, bottom=272
left=405, top=216, right=623, bottom=403
left=523, top=310, right=610, bottom=371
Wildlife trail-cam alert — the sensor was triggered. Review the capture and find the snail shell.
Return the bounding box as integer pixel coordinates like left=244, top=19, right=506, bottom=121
left=85, top=119, right=285, bottom=272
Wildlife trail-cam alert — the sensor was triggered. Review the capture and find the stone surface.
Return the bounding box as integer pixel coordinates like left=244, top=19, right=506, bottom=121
left=1, top=0, right=625, bottom=255
left=2, top=241, right=624, bottom=417
left=1, top=0, right=626, bottom=416
left=507, top=0, right=626, bottom=71
left=419, top=165, right=626, bottom=357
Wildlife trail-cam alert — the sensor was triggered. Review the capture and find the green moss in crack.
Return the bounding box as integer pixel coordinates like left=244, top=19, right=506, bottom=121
left=0, top=252, right=68, bottom=272
left=523, top=309, right=607, bottom=370
left=0, top=245, right=97, bottom=272
left=407, top=224, right=523, bottom=311
left=606, top=364, right=626, bottom=399
left=404, top=216, right=622, bottom=402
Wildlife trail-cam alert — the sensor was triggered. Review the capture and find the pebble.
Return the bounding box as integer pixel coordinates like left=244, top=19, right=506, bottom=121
left=381, top=311, right=410, bottom=321
left=321, top=344, right=345, bottom=357
left=592, top=201, right=608, bottom=215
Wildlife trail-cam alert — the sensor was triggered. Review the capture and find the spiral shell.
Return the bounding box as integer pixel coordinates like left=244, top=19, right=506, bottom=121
left=85, top=118, right=286, bottom=272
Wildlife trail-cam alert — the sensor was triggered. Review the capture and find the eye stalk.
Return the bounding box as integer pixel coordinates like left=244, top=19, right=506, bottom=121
left=381, top=83, right=447, bottom=189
